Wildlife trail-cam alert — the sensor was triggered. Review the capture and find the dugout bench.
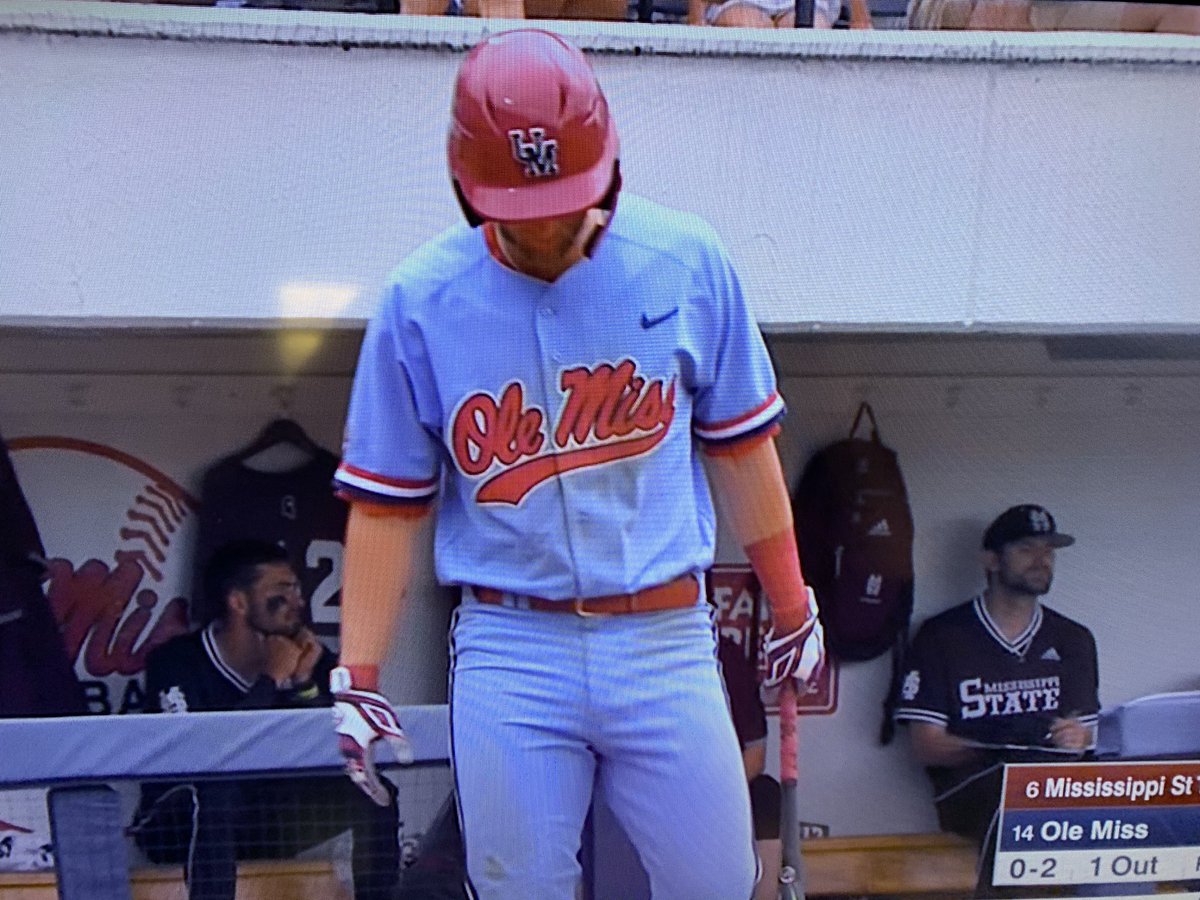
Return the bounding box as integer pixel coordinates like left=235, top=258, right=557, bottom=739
left=0, top=860, right=349, bottom=900
left=0, top=833, right=978, bottom=899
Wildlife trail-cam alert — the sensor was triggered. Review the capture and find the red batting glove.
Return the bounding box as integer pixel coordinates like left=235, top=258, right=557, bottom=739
left=762, top=587, right=826, bottom=689
left=331, top=666, right=413, bottom=806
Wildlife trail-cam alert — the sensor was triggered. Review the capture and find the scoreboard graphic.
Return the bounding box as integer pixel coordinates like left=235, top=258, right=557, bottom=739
left=996, top=760, right=1200, bottom=890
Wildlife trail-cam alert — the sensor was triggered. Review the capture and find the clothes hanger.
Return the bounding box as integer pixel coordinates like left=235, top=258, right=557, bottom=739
left=232, top=418, right=324, bottom=462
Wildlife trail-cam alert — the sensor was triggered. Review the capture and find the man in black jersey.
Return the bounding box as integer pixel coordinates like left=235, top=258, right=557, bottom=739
left=134, top=540, right=399, bottom=900
left=894, top=505, right=1099, bottom=898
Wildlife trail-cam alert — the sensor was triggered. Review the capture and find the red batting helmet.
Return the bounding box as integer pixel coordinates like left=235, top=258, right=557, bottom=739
left=448, top=29, right=620, bottom=226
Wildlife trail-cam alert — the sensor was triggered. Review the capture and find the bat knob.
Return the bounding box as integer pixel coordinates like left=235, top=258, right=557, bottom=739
left=779, top=865, right=797, bottom=885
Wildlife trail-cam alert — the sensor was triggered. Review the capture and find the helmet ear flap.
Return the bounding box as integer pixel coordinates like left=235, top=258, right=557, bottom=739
left=596, top=160, right=622, bottom=214
left=452, top=179, right=485, bottom=229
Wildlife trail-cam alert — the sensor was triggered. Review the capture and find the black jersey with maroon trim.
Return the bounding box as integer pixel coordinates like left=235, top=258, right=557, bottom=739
left=193, top=451, right=346, bottom=639
left=894, top=595, right=1099, bottom=840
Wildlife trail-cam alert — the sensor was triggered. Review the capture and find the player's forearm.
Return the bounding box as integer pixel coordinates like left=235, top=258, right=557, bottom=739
left=236, top=677, right=283, bottom=710
left=704, top=438, right=813, bottom=631
left=909, top=722, right=985, bottom=768
left=338, top=502, right=430, bottom=688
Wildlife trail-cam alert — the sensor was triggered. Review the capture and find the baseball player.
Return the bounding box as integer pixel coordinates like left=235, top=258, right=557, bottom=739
left=894, top=504, right=1099, bottom=897
left=329, top=29, right=824, bottom=900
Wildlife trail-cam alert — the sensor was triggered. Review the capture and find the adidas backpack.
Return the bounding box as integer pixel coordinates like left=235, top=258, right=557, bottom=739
left=793, top=403, right=915, bottom=664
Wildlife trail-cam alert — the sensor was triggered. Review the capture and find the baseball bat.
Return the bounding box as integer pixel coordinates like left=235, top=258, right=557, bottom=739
left=777, top=679, right=805, bottom=900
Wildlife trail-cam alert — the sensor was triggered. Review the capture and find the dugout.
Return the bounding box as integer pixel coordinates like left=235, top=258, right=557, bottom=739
left=2, top=3, right=1200, bottom=893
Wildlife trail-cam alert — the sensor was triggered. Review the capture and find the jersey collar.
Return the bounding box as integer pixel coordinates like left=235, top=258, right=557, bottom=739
left=972, top=593, right=1043, bottom=658
left=202, top=624, right=253, bottom=694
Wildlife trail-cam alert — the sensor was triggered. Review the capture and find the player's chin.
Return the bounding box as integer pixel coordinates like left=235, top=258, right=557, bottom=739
left=1026, top=575, right=1053, bottom=595
left=500, top=214, right=586, bottom=253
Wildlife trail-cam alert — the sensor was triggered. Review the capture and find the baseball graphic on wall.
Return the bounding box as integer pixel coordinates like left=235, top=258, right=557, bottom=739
left=8, top=437, right=197, bottom=715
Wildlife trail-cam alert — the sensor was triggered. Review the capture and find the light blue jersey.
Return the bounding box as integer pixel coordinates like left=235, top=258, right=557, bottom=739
left=336, top=194, right=783, bottom=600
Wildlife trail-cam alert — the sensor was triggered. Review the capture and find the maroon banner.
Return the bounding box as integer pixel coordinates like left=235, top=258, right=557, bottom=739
left=707, top=564, right=837, bottom=716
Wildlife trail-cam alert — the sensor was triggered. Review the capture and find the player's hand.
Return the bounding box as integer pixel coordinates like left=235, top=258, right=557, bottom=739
left=292, top=628, right=323, bottom=684
left=1048, top=715, right=1091, bottom=752
left=762, top=588, right=825, bottom=689
left=331, top=666, right=414, bottom=806
left=264, top=635, right=303, bottom=687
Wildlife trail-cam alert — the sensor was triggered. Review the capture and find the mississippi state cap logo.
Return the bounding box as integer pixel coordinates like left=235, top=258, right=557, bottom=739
left=509, top=128, right=559, bottom=178
left=1029, top=507, right=1052, bottom=532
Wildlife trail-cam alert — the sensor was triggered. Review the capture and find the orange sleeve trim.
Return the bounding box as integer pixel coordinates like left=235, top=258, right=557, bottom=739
left=345, top=498, right=432, bottom=520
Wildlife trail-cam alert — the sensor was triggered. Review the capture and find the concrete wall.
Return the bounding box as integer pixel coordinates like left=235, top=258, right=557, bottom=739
left=2, top=3, right=1200, bottom=330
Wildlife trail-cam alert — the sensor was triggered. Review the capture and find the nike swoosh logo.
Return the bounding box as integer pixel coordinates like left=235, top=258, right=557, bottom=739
left=641, top=307, right=680, bottom=329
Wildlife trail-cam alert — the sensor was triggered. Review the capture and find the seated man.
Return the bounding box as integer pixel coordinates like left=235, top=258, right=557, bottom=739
left=894, top=505, right=1099, bottom=899
left=134, top=540, right=399, bottom=900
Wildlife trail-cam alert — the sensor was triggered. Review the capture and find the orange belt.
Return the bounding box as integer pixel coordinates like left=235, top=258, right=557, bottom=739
left=472, top=575, right=699, bottom=617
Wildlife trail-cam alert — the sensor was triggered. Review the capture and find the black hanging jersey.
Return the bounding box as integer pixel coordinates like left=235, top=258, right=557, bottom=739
left=193, top=451, right=346, bottom=640
left=1, top=427, right=45, bottom=620
left=1, top=428, right=86, bottom=716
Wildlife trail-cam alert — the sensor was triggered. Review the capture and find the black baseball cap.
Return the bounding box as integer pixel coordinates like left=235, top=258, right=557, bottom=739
left=982, top=504, right=1075, bottom=552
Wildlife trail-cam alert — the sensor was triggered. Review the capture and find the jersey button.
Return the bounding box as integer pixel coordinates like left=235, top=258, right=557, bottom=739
left=540, top=306, right=555, bottom=317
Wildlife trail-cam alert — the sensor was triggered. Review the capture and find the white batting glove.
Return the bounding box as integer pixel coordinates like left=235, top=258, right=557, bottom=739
left=762, top=589, right=826, bottom=689
left=330, top=666, right=414, bottom=806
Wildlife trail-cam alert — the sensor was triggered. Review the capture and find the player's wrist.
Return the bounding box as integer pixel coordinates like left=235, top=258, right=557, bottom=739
left=332, top=664, right=380, bottom=693
left=769, top=588, right=816, bottom=635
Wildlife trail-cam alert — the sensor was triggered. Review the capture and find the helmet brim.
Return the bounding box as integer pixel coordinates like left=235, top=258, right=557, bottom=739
left=463, top=158, right=617, bottom=224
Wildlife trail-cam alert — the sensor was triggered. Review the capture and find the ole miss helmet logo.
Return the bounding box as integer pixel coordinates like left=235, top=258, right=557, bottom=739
left=509, top=128, right=559, bottom=178
left=451, top=359, right=675, bottom=505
